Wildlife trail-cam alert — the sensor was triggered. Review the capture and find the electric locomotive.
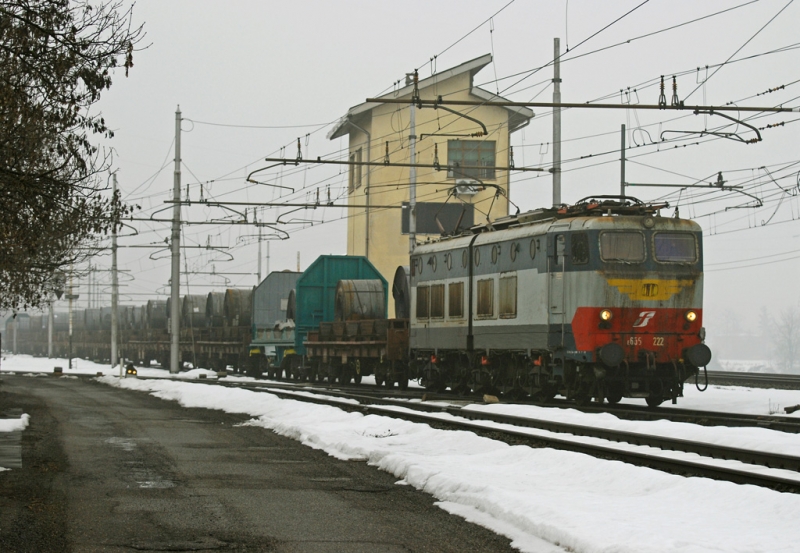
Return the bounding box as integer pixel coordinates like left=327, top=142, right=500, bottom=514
left=408, top=196, right=711, bottom=406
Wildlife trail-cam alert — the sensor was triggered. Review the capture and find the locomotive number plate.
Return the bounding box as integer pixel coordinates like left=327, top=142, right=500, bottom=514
left=652, top=336, right=665, bottom=347
left=626, top=336, right=642, bottom=346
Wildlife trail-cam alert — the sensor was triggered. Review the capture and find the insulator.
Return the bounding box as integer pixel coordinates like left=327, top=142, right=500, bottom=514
left=658, top=75, right=667, bottom=107
left=509, top=146, right=515, bottom=169
left=384, top=141, right=390, bottom=164
left=296, top=138, right=302, bottom=160
left=671, top=76, right=679, bottom=107
left=433, top=143, right=440, bottom=170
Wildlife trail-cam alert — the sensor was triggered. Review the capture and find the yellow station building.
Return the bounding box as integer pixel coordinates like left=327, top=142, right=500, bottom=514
left=328, top=54, right=534, bottom=315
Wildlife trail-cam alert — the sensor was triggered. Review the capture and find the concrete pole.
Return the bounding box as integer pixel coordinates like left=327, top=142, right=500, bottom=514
left=111, top=173, right=120, bottom=375
left=68, top=267, right=73, bottom=369
left=257, top=210, right=262, bottom=284
left=552, top=37, right=562, bottom=207
left=47, top=300, right=53, bottom=358
left=620, top=124, right=626, bottom=198
left=170, top=107, right=182, bottom=374
left=409, top=78, right=417, bottom=254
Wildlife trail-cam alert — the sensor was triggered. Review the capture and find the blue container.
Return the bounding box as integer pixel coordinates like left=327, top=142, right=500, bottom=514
left=294, top=255, right=387, bottom=355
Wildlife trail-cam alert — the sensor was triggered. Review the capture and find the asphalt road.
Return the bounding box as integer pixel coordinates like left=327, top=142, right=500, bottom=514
left=0, top=374, right=518, bottom=553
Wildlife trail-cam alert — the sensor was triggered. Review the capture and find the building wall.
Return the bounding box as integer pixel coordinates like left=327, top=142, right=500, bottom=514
left=346, top=72, right=516, bottom=316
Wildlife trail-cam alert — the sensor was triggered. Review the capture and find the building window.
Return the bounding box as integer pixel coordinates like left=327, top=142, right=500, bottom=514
left=477, top=279, right=494, bottom=318
left=348, top=147, right=362, bottom=193
left=430, top=284, right=445, bottom=318
left=499, top=275, right=517, bottom=318
left=416, top=286, right=429, bottom=319
left=448, top=282, right=464, bottom=318
left=447, top=140, right=496, bottom=180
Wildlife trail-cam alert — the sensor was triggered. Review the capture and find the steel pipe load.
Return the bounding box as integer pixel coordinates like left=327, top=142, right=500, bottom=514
left=182, top=294, right=207, bottom=328
left=206, top=292, right=225, bottom=327
left=223, top=288, right=254, bottom=328
left=146, top=300, right=168, bottom=330
left=392, top=266, right=411, bottom=319
left=334, top=279, right=386, bottom=321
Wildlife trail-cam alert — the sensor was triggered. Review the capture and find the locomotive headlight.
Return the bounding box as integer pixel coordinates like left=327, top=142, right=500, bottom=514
left=685, top=310, right=697, bottom=322
left=600, top=309, right=613, bottom=321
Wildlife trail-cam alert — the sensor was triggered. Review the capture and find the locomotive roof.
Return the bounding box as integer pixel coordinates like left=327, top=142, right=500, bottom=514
left=413, top=197, right=701, bottom=254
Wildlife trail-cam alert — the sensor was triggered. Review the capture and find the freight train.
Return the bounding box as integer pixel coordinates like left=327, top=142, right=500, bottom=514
left=4, top=196, right=711, bottom=406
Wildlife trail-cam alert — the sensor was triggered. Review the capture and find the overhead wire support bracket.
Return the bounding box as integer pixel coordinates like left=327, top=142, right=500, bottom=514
left=660, top=110, right=763, bottom=144
left=365, top=97, right=800, bottom=114
left=260, top=156, right=546, bottom=173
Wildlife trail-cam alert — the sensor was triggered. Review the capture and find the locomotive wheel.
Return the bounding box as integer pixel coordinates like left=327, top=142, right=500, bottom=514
left=606, top=383, right=624, bottom=405
left=353, top=373, right=362, bottom=385
left=375, top=374, right=384, bottom=387
left=398, top=376, right=409, bottom=391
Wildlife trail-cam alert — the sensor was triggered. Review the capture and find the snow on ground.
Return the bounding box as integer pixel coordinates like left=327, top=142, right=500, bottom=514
left=3, top=353, right=800, bottom=552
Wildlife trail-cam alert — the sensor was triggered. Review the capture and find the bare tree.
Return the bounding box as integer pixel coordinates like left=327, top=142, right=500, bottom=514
left=0, top=0, right=144, bottom=309
left=765, top=306, right=800, bottom=374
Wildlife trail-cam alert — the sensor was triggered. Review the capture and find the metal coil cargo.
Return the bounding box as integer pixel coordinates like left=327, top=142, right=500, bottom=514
left=146, top=299, right=167, bottom=329
left=334, top=279, right=386, bottom=321
left=286, top=289, right=296, bottom=321
left=182, top=294, right=207, bottom=328
left=392, top=266, right=411, bottom=319
left=223, top=288, right=253, bottom=327
left=84, top=308, right=103, bottom=330
left=206, top=292, right=225, bottom=327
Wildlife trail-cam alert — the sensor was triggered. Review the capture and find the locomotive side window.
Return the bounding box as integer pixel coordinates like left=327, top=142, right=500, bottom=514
left=654, top=233, right=697, bottom=263
left=474, top=248, right=481, bottom=266
left=600, top=231, right=645, bottom=262
left=571, top=232, right=589, bottom=264
left=430, top=284, right=445, bottom=318
left=448, top=282, right=464, bottom=318
left=416, top=286, right=430, bottom=319
left=529, top=239, right=537, bottom=259
left=499, top=275, right=517, bottom=318
left=462, top=249, right=468, bottom=268
left=477, top=279, right=494, bottom=317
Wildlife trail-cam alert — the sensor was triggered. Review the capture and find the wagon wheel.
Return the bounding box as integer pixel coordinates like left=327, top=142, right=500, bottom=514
left=645, top=395, right=664, bottom=408
left=397, top=376, right=409, bottom=391
left=645, top=379, right=664, bottom=408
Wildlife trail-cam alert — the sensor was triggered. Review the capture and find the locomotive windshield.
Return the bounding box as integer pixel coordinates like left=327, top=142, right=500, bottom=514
left=654, top=232, right=697, bottom=263
left=599, top=231, right=645, bottom=262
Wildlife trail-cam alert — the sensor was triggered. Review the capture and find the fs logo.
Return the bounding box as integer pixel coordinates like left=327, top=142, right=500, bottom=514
left=632, top=311, right=656, bottom=328
left=641, top=283, right=659, bottom=297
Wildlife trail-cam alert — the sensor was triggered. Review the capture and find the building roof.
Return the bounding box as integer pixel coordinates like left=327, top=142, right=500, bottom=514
left=327, top=54, right=534, bottom=140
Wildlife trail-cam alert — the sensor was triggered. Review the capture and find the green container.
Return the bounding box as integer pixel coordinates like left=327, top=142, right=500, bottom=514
left=294, top=255, right=387, bottom=355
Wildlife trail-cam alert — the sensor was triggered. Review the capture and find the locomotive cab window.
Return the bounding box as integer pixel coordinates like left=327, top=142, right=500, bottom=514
left=654, top=232, right=697, bottom=263
left=416, top=286, right=430, bottom=319
left=571, top=232, right=589, bottom=264
left=600, top=231, right=645, bottom=262
left=429, top=284, right=445, bottom=319
left=448, top=282, right=464, bottom=318
left=476, top=279, right=494, bottom=318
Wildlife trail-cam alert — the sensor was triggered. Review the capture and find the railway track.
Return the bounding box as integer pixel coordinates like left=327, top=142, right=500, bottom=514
left=705, top=370, right=800, bottom=390
left=211, top=379, right=800, bottom=493
left=10, top=369, right=800, bottom=492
